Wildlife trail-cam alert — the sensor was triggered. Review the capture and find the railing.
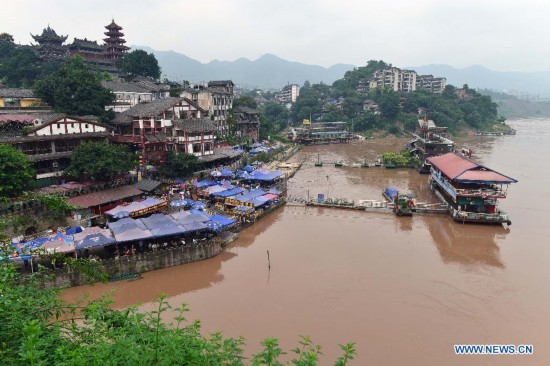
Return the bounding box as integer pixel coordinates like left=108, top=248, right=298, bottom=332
left=455, top=187, right=507, bottom=198
left=450, top=207, right=509, bottom=222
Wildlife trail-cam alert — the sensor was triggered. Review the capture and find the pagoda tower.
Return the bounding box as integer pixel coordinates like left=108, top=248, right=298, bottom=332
left=30, top=26, right=68, bottom=60
left=103, top=19, right=129, bottom=65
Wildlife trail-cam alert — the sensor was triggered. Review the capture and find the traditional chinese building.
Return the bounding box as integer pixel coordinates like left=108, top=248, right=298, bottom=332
left=103, top=19, right=129, bottom=65
left=110, top=97, right=208, bottom=165
left=0, top=113, right=111, bottom=186
left=428, top=152, right=517, bottom=225
left=172, top=118, right=215, bottom=157
left=68, top=38, right=111, bottom=69
left=232, top=106, right=260, bottom=141
left=30, top=26, right=68, bottom=60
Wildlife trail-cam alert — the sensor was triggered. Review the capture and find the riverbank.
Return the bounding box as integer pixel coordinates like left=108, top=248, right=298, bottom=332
left=43, top=146, right=301, bottom=288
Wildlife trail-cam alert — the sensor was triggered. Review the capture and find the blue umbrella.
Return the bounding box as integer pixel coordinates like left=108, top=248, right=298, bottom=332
left=244, top=165, right=254, bottom=173
left=210, top=171, right=222, bottom=177
left=192, top=201, right=206, bottom=210
left=113, top=211, right=131, bottom=219
left=170, top=199, right=187, bottom=207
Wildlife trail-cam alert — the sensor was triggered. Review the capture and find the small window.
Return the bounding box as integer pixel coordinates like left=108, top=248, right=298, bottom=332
left=71, top=123, right=74, bottom=128
left=84, top=124, right=88, bottom=129
left=57, top=124, right=61, bottom=129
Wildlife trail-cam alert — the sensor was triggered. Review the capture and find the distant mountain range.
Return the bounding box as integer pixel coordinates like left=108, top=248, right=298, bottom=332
left=132, top=46, right=354, bottom=89
left=409, top=64, right=550, bottom=97
left=132, top=46, right=550, bottom=95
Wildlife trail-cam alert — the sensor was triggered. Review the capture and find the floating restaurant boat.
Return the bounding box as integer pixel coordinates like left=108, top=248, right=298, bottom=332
left=290, top=121, right=354, bottom=145
left=427, top=152, right=517, bottom=225
left=410, top=118, right=455, bottom=174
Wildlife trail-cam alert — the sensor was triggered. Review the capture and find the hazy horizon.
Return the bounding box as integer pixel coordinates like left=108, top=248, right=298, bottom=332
left=2, top=0, right=549, bottom=73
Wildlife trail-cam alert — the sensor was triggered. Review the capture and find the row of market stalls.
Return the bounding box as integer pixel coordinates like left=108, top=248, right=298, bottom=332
left=4, top=210, right=237, bottom=263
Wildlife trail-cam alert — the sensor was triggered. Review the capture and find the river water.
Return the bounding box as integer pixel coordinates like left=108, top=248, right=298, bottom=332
left=63, top=119, right=550, bottom=365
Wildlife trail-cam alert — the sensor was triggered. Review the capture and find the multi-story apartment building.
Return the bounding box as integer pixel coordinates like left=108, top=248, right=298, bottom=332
left=365, top=68, right=446, bottom=94
left=179, top=80, right=234, bottom=138
left=367, top=67, right=417, bottom=92
left=416, top=75, right=447, bottom=93
left=277, top=84, right=300, bottom=103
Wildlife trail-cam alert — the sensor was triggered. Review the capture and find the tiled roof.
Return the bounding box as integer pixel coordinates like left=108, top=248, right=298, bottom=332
left=208, top=80, right=234, bottom=86
left=134, top=179, right=162, bottom=192
left=121, top=97, right=184, bottom=117
left=102, top=81, right=149, bottom=93
left=234, top=106, right=259, bottom=114
left=144, top=133, right=167, bottom=142
left=199, top=148, right=243, bottom=162
left=428, top=153, right=517, bottom=184
left=174, top=118, right=216, bottom=133
left=68, top=185, right=142, bottom=208
left=0, top=88, right=35, bottom=98
left=70, top=38, right=103, bottom=50
left=131, top=76, right=170, bottom=92
left=0, top=114, right=37, bottom=124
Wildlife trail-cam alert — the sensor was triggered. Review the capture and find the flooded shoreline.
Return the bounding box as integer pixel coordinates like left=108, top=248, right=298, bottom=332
left=63, top=119, right=550, bottom=365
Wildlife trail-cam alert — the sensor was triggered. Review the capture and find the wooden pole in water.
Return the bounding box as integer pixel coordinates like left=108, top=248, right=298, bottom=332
left=267, top=250, right=271, bottom=270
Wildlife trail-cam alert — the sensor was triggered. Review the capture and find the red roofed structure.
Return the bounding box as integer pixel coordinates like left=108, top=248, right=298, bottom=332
left=427, top=152, right=517, bottom=225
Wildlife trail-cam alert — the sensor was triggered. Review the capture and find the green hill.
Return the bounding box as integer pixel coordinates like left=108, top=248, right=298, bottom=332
left=291, top=60, right=508, bottom=135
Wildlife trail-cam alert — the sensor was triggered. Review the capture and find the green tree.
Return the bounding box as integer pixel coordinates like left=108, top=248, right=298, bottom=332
left=233, top=96, right=258, bottom=109
left=0, top=47, right=41, bottom=87
left=118, top=49, right=161, bottom=79
left=0, top=144, right=34, bottom=198
left=65, top=141, right=135, bottom=181
left=0, top=33, right=16, bottom=61
left=34, top=56, right=115, bottom=120
left=161, top=151, right=199, bottom=178
left=378, top=89, right=400, bottom=119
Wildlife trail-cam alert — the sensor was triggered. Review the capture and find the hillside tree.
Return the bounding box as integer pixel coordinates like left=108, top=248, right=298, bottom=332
left=0, top=144, right=34, bottom=197
left=34, top=56, right=114, bottom=120
left=65, top=141, right=136, bottom=181
left=118, top=49, right=161, bottom=79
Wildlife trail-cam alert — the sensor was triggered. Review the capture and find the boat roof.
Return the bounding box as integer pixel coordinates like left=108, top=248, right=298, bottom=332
left=427, top=153, right=517, bottom=184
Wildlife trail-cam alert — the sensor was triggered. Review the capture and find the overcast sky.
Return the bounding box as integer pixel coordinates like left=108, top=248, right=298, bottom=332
left=2, top=0, right=548, bottom=72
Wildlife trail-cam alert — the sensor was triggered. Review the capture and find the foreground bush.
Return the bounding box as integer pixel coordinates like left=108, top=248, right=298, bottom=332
left=0, top=261, right=356, bottom=365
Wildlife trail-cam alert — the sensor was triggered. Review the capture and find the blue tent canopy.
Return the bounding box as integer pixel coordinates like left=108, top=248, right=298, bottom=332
left=210, top=215, right=236, bottom=228
left=192, top=201, right=206, bottom=210
left=170, top=199, right=188, bottom=207
left=243, top=165, right=254, bottom=173
left=235, top=189, right=266, bottom=202
left=66, top=226, right=83, bottom=235
left=194, top=180, right=217, bottom=188
left=211, top=187, right=244, bottom=198
left=140, top=213, right=174, bottom=230
left=267, top=188, right=282, bottom=195
left=249, top=170, right=284, bottom=182
left=251, top=195, right=271, bottom=207
left=108, top=218, right=147, bottom=234
left=76, top=233, right=116, bottom=250
left=150, top=224, right=189, bottom=238
left=183, top=221, right=208, bottom=231
left=220, top=168, right=234, bottom=177
left=210, top=171, right=222, bottom=177
left=114, top=227, right=153, bottom=243
left=383, top=187, right=399, bottom=201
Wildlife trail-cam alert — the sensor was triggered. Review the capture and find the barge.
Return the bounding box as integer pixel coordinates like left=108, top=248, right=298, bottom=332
left=427, top=153, right=517, bottom=225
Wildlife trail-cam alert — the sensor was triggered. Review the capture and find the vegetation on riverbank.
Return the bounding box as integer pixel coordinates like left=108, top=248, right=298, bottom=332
left=291, top=60, right=507, bottom=136
left=0, top=259, right=356, bottom=365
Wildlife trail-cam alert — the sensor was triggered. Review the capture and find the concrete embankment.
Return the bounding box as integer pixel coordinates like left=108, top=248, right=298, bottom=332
left=45, top=239, right=222, bottom=288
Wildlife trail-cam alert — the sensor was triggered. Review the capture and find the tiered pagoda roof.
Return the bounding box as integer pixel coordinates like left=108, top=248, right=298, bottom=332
left=30, top=26, right=68, bottom=60
left=31, top=26, right=67, bottom=45
left=103, top=19, right=129, bottom=63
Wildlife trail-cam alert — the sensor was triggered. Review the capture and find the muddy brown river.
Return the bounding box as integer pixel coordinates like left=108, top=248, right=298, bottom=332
left=63, top=119, right=550, bottom=365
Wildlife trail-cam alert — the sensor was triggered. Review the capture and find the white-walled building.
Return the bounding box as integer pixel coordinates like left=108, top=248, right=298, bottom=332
left=416, top=75, right=447, bottom=93
left=0, top=113, right=110, bottom=182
